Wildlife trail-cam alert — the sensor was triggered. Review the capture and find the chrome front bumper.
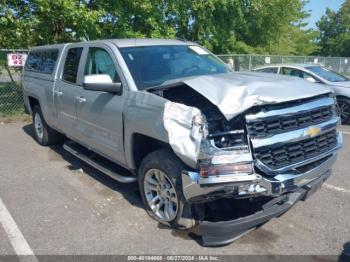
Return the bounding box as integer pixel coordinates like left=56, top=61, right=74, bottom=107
left=182, top=132, right=342, bottom=202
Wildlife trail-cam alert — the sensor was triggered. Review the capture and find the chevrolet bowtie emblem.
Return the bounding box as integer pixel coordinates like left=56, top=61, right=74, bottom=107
left=306, top=126, right=321, bottom=137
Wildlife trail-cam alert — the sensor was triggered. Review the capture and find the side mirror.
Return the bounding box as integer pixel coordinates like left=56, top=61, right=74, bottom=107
left=82, top=74, right=122, bottom=95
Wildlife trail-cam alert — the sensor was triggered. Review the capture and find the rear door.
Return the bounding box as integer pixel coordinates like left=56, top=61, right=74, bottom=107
left=55, top=45, right=85, bottom=139
left=75, top=43, right=126, bottom=164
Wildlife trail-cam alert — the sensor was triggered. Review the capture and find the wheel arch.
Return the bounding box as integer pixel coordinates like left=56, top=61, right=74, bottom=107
left=28, top=96, right=40, bottom=113
left=336, top=95, right=350, bottom=101
left=130, top=133, right=171, bottom=171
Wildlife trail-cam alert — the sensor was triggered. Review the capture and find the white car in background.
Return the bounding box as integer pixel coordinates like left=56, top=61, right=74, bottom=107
left=253, top=64, right=350, bottom=124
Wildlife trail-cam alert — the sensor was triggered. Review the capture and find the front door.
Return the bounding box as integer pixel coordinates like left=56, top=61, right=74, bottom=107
left=76, top=45, right=126, bottom=165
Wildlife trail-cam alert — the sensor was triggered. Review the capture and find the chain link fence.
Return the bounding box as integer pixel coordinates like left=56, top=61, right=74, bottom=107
left=217, top=54, right=350, bottom=77
left=1, top=50, right=350, bottom=117
left=0, top=49, right=28, bottom=117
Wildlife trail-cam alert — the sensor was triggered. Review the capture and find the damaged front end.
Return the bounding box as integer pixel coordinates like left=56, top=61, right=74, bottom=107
left=186, top=120, right=264, bottom=201
left=178, top=95, right=342, bottom=204
left=174, top=94, right=342, bottom=246
left=163, top=100, right=264, bottom=202
left=148, top=73, right=343, bottom=246
left=160, top=95, right=262, bottom=202
left=152, top=79, right=342, bottom=202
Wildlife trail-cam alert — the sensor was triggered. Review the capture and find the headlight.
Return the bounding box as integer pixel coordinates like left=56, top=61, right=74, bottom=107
left=208, top=130, right=247, bottom=149
left=197, top=129, right=254, bottom=177
left=190, top=113, right=208, bottom=140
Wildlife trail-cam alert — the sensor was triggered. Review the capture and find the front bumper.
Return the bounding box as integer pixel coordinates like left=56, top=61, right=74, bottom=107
left=181, top=132, right=341, bottom=246
left=182, top=132, right=342, bottom=202
left=198, top=174, right=326, bottom=246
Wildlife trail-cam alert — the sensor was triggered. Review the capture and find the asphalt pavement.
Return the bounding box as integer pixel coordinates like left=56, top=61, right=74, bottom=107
left=0, top=122, right=349, bottom=257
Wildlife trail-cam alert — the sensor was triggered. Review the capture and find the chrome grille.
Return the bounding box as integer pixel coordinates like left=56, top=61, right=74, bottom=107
left=246, top=95, right=339, bottom=171
left=246, top=105, right=333, bottom=138
left=254, top=130, right=337, bottom=169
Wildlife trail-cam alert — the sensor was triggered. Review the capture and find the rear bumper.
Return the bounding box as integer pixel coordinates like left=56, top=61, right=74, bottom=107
left=198, top=174, right=326, bottom=246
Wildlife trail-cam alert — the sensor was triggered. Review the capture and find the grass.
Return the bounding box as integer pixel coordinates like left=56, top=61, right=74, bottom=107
left=0, top=113, right=31, bottom=123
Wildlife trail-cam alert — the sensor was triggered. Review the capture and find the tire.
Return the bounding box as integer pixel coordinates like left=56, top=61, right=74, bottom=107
left=138, top=149, right=196, bottom=229
left=337, top=97, right=350, bottom=124
left=32, top=105, right=60, bottom=146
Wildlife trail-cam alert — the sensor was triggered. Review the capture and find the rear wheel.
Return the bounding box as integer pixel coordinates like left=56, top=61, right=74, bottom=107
left=138, top=149, right=195, bottom=229
left=337, top=98, right=350, bottom=124
left=32, top=105, right=60, bottom=146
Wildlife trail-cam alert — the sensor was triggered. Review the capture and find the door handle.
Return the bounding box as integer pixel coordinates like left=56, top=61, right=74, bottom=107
left=76, top=96, right=87, bottom=103
left=55, top=90, right=63, bottom=97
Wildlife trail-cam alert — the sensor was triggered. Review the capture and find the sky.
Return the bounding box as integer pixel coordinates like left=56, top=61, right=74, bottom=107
left=304, top=0, right=344, bottom=29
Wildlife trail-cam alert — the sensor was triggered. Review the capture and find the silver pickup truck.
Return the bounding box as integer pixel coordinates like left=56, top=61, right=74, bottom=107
left=22, top=39, right=342, bottom=246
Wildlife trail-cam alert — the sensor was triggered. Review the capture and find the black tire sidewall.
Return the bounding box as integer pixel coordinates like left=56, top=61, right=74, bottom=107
left=138, top=149, right=194, bottom=229
left=337, top=98, right=350, bottom=124
left=32, top=105, right=49, bottom=145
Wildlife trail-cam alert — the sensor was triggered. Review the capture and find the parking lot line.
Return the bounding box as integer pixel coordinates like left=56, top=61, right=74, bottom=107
left=342, top=131, right=350, bottom=135
left=324, top=183, right=350, bottom=194
left=0, top=198, right=37, bottom=259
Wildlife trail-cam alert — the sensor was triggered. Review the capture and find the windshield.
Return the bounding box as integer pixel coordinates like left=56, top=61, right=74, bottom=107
left=306, top=66, right=348, bottom=82
left=119, top=45, right=230, bottom=89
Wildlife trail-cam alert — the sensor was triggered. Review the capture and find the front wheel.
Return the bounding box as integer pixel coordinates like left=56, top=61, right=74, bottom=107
left=337, top=97, right=350, bottom=124
left=138, top=149, right=195, bottom=229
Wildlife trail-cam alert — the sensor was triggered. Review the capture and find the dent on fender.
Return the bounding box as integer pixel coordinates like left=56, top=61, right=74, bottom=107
left=125, top=90, right=205, bottom=168
left=163, top=101, right=204, bottom=167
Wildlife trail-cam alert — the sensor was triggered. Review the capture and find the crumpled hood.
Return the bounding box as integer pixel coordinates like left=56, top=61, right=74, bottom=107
left=159, top=72, right=333, bottom=121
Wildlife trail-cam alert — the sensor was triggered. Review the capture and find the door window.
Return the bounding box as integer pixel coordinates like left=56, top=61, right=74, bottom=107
left=85, top=47, right=120, bottom=82
left=281, top=67, right=318, bottom=82
left=63, top=47, right=83, bottom=83
left=25, top=49, right=59, bottom=74
left=255, top=67, right=278, bottom=74
left=281, top=67, right=304, bottom=78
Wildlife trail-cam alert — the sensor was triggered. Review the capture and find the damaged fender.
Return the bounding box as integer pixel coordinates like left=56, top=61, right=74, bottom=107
left=124, top=91, right=206, bottom=169
left=163, top=102, right=206, bottom=167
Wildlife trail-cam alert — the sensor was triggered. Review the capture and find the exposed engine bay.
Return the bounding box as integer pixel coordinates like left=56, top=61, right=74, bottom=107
left=152, top=85, right=248, bottom=150
left=150, top=84, right=257, bottom=189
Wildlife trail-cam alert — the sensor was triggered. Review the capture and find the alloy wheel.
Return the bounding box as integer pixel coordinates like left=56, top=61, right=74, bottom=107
left=338, top=102, right=350, bottom=122
left=143, top=169, right=178, bottom=222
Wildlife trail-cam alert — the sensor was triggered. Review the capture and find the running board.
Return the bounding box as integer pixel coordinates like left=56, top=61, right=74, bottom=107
left=63, top=141, right=137, bottom=183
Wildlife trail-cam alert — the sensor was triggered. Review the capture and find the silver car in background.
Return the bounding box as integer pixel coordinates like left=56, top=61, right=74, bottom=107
left=253, top=64, right=350, bottom=123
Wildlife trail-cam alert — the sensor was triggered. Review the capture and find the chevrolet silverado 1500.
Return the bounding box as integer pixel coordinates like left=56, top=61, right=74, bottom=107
left=22, top=39, right=342, bottom=246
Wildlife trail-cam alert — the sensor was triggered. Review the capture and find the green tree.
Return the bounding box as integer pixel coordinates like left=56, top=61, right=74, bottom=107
left=168, top=0, right=318, bottom=55
left=91, top=0, right=177, bottom=39
left=0, top=0, right=34, bottom=48
left=317, top=0, right=350, bottom=57
left=0, top=0, right=318, bottom=55
left=29, top=0, right=104, bottom=45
